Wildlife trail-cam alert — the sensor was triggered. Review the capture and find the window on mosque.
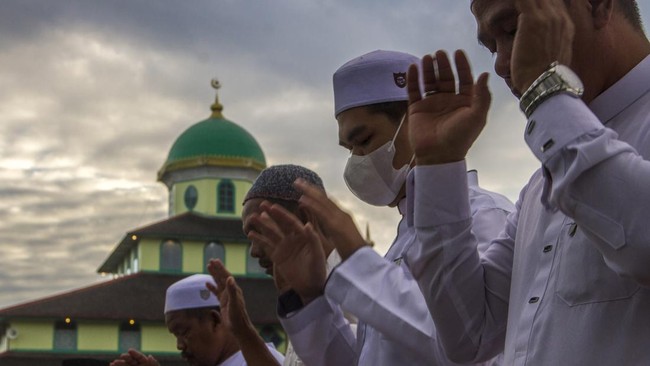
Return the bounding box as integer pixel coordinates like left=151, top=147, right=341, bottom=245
left=53, top=320, right=77, bottom=351
left=119, top=321, right=141, bottom=352
left=246, top=244, right=266, bottom=276
left=204, top=241, right=225, bottom=270
left=184, top=185, right=198, bottom=211
left=217, top=180, right=235, bottom=213
left=160, top=239, right=182, bottom=272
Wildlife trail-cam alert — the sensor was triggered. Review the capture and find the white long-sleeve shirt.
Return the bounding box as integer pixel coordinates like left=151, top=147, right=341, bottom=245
left=279, top=171, right=513, bottom=365
left=405, top=56, right=650, bottom=365
left=219, top=343, right=285, bottom=366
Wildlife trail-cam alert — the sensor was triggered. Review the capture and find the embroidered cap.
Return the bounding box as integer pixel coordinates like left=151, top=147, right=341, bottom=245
left=164, top=274, right=219, bottom=314
left=333, top=50, right=420, bottom=117
left=243, top=164, right=324, bottom=204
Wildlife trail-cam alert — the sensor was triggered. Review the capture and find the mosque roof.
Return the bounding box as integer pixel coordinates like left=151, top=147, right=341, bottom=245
left=158, top=80, right=266, bottom=180
left=97, top=211, right=247, bottom=274
left=0, top=272, right=278, bottom=325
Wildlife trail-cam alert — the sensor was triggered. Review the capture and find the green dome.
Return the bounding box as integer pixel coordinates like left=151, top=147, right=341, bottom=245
left=159, top=116, right=266, bottom=178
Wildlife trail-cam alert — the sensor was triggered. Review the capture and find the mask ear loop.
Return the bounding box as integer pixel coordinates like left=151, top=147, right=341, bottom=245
left=387, top=113, right=407, bottom=153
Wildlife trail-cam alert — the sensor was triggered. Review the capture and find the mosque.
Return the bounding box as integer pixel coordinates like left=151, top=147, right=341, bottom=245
left=0, top=81, right=287, bottom=365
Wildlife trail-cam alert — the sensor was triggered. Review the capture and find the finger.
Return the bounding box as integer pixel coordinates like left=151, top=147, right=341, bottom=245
left=226, top=276, right=246, bottom=308
left=247, top=231, right=277, bottom=255
left=267, top=203, right=306, bottom=233
left=207, top=259, right=230, bottom=291
left=434, top=50, right=456, bottom=93
left=250, top=212, right=284, bottom=244
left=422, top=54, right=437, bottom=93
left=516, top=0, right=538, bottom=13
left=294, top=178, right=336, bottom=215
left=474, top=72, right=492, bottom=115
left=128, top=349, right=148, bottom=363
left=455, top=50, right=474, bottom=97
left=407, top=63, right=422, bottom=104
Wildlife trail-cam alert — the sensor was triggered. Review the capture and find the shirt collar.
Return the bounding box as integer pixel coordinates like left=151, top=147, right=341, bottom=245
left=589, top=55, right=650, bottom=124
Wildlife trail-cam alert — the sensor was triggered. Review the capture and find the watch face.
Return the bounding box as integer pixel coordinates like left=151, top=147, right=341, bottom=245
left=555, top=64, right=584, bottom=91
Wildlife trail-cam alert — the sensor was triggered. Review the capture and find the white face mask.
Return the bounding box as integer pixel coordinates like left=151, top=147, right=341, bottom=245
left=343, top=115, right=413, bottom=206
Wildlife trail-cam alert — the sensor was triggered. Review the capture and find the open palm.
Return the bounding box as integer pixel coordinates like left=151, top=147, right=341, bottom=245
left=407, top=50, right=491, bottom=165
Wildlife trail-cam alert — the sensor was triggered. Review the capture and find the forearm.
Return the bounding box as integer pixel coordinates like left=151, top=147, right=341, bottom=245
left=235, top=323, right=281, bottom=366
left=405, top=162, right=514, bottom=363
left=326, top=247, right=448, bottom=363
left=528, top=94, right=650, bottom=285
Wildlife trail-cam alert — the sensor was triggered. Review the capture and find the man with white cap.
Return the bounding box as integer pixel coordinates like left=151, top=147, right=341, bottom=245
left=109, top=274, right=284, bottom=366
left=258, top=50, right=514, bottom=365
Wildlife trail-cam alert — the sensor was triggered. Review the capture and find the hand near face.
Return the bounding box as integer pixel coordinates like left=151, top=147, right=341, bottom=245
left=206, top=259, right=255, bottom=338
left=110, top=349, right=160, bottom=366
left=511, top=0, right=574, bottom=93
left=294, top=179, right=368, bottom=261
left=247, top=200, right=327, bottom=304
left=406, top=50, right=491, bottom=165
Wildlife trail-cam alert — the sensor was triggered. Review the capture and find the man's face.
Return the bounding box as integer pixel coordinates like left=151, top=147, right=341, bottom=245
left=337, top=106, right=411, bottom=167
left=242, top=199, right=274, bottom=275
left=165, top=310, right=225, bottom=366
left=472, top=0, right=520, bottom=96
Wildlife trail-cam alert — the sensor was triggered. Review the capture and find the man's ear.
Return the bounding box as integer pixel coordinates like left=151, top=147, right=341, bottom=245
left=588, top=0, right=614, bottom=29
left=210, top=309, right=222, bottom=329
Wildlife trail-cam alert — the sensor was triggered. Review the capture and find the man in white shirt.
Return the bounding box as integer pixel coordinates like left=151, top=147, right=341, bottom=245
left=402, top=0, right=650, bottom=364
left=257, top=50, right=514, bottom=365
left=109, top=274, right=284, bottom=366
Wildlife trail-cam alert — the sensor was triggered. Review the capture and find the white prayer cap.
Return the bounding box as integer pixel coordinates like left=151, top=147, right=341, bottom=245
left=333, top=50, right=419, bottom=117
left=164, top=274, right=220, bottom=314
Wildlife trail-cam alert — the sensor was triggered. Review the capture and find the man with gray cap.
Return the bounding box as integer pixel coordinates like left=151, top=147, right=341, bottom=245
left=241, top=164, right=357, bottom=366
left=258, top=50, right=513, bottom=365
left=109, top=274, right=284, bottom=366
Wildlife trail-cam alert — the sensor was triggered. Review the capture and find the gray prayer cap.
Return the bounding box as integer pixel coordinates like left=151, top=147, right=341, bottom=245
left=333, top=50, right=419, bottom=117
left=243, top=164, right=324, bottom=204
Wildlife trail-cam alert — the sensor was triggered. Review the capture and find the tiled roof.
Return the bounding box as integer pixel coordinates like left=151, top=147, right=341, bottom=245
left=0, top=272, right=278, bottom=324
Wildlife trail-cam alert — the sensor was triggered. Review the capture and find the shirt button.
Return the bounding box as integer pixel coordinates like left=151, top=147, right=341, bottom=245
left=529, top=297, right=540, bottom=304
left=543, top=245, right=553, bottom=253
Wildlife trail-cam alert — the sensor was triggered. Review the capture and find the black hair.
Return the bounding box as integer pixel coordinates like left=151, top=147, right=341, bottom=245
left=617, top=0, right=644, bottom=34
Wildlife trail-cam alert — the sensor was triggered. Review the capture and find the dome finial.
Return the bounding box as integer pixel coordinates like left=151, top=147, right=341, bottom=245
left=210, top=78, right=224, bottom=118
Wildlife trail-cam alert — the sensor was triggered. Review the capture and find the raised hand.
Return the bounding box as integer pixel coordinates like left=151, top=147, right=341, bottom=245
left=206, top=259, right=255, bottom=338
left=110, top=349, right=160, bottom=366
left=406, top=50, right=491, bottom=165
left=293, top=179, right=367, bottom=261
left=511, top=0, right=574, bottom=93
left=247, top=200, right=327, bottom=304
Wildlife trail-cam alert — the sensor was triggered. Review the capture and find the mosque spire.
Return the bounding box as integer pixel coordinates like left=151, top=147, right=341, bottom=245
left=210, top=78, right=224, bottom=118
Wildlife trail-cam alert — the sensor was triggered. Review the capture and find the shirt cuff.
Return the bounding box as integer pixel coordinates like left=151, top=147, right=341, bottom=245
left=524, top=93, right=603, bottom=163
left=278, top=295, right=332, bottom=334
left=413, top=161, right=470, bottom=227
left=325, top=246, right=380, bottom=304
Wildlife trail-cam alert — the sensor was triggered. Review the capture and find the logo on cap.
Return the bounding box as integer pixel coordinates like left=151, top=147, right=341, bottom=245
left=200, top=289, right=211, bottom=300
left=393, top=73, right=407, bottom=88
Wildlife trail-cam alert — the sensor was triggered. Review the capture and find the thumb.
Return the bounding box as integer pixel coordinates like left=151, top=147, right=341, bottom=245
left=473, top=72, right=492, bottom=115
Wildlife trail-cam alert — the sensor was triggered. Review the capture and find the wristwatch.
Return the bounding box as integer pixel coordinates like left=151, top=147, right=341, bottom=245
left=519, top=62, right=584, bottom=118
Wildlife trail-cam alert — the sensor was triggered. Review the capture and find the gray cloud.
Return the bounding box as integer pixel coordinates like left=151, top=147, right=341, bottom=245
left=1, top=0, right=649, bottom=308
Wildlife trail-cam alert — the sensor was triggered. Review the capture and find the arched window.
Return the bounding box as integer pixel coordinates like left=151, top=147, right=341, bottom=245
left=119, top=321, right=141, bottom=352
left=160, top=239, right=182, bottom=272
left=246, top=244, right=266, bottom=276
left=184, top=185, right=198, bottom=211
left=54, top=319, right=77, bottom=351
left=217, top=180, right=235, bottom=213
left=204, top=241, right=225, bottom=270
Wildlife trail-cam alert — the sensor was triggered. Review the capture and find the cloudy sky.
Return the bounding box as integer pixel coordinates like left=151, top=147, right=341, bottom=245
left=1, top=1, right=648, bottom=309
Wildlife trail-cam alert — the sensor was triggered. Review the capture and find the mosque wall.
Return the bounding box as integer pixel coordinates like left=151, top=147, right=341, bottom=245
left=140, top=324, right=176, bottom=353
left=5, top=320, right=52, bottom=351
left=77, top=323, right=118, bottom=351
